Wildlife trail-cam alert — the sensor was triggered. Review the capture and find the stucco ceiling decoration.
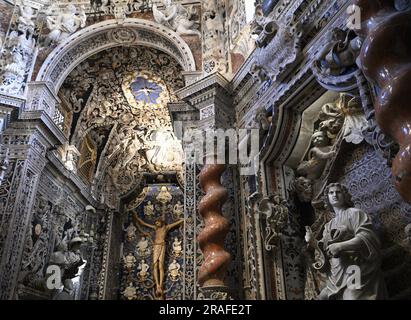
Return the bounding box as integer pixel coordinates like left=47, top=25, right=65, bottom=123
left=60, top=46, right=184, bottom=207
left=36, top=18, right=196, bottom=94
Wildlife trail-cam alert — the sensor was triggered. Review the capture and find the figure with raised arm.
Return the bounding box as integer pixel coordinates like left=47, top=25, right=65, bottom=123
left=133, top=213, right=183, bottom=299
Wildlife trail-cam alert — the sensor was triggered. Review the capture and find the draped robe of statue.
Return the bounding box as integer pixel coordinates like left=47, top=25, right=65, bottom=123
left=319, top=208, right=387, bottom=300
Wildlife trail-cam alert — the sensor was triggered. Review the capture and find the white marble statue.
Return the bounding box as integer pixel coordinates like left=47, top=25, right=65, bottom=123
left=123, top=252, right=137, bottom=271
left=124, top=222, right=137, bottom=242
left=172, top=237, right=182, bottom=257
left=17, top=1, right=36, bottom=30
left=168, top=259, right=180, bottom=281
left=145, top=129, right=184, bottom=171
left=136, top=236, right=149, bottom=257
left=305, top=183, right=387, bottom=300
left=297, top=130, right=336, bottom=180
left=0, top=29, right=35, bottom=95
left=46, top=4, right=87, bottom=43
left=173, top=201, right=184, bottom=219
left=137, top=259, right=149, bottom=281
left=153, top=0, right=201, bottom=37
left=143, top=201, right=155, bottom=218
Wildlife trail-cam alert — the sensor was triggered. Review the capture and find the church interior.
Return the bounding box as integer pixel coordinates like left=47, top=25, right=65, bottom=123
left=0, top=0, right=411, bottom=300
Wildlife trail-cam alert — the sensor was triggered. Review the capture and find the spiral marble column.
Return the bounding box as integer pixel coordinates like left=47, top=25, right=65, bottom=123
left=353, top=0, right=411, bottom=202
left=197, top=156, right=231, bottom=287
left=175, top=73, right=235, bottom=298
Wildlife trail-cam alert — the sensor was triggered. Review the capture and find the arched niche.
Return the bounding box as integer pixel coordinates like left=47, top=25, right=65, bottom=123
left=35, top=18, right=197, bottom=94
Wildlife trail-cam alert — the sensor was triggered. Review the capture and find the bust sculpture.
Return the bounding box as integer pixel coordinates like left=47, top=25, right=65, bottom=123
left=305, top=183, right=387, bottom=300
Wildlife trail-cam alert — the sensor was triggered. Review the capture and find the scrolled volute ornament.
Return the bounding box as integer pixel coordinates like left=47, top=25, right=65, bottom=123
left=312, top=28, right=362, bottom=92
left=258, top=195, right=289, bottom=251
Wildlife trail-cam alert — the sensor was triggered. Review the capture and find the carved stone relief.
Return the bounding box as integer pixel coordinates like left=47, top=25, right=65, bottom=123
left=153, top=1, right=201, bottom=37
left=60, top=46, right=185, bottom=206
left=0, top=0, right=39, bottom=96
left=202, top=0, right=229, bottom=75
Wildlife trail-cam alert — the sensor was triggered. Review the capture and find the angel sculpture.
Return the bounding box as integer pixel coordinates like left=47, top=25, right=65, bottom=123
left=46, top=4, right=87, bottom=43
left=304, top=183, right=387, bottom=300
left=153, top=0, right=201, bottom=37
left=17, top=1, right=36, bottom=29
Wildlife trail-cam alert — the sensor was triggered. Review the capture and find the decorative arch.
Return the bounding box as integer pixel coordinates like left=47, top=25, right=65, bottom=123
left=36, top=18, right=197, bottom=93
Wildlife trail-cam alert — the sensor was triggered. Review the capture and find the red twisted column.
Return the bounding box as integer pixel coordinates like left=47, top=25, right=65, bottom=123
left=197, top=158, right=232, bottom=287
left=353, top=0, right=411, bottom=202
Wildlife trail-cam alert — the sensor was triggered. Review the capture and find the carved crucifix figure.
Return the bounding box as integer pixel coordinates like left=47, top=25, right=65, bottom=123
left=133, top=213, right=183, bottom=299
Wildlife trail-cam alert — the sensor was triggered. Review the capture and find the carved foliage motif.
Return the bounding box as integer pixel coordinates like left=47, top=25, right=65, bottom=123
left=202, top=0, right=229, bottom=75
left=60, top=46, right=185, bottom=203
left=251, top=1, right=304, bottom=83
left=120, top=185, right=184, bottom=300
left=0, top=1, right=39, bottom=96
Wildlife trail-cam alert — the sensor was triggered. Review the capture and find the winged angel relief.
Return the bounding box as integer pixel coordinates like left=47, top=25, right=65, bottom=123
left=153, top=0, right=201, bottom=37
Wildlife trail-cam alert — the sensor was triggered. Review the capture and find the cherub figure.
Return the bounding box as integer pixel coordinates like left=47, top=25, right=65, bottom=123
left=153, top=0, right=201, bottom=37
left=136, top=236, right=150, bottom=257
left=46, top=4, right=87, bottom=43
left=143, top=201, right=154, bottom=218
left=124, top=222, right=137, bottom=242
left=297, top=130, right=336, bottom=180
left=173, top=201, right=184, bottom=219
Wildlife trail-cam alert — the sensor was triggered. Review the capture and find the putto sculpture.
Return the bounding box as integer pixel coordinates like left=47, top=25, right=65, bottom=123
left=297, top=130, right=336, bottom=180
left=153, top=0, right=201, bottom=37
left=46, top=4, right=87, bottom=44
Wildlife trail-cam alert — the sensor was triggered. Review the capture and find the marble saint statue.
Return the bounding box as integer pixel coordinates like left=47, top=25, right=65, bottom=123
left=305, top=183, right=387, bottom=300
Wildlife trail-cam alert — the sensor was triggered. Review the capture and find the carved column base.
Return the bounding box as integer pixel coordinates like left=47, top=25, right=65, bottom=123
left=198, top=285, right=232, bottom=300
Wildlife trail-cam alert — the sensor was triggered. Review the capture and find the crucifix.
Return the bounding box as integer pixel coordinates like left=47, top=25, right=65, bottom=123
left=133, top=212, right=183, bottom=299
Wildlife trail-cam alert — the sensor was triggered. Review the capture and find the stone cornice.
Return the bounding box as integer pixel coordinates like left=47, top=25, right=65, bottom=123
left=27, top=81, right=61, bottom=104
left=46, top=150, right=99, bottom=207
left=18, top=110, right=67, bottom=146
left=0, top=94, right=26, bottom=109
left=176, top=73, right=231, bottom=101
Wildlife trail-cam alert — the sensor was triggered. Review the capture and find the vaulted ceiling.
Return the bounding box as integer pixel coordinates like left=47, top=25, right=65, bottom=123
left=59, top=46, right=185, bottom=207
